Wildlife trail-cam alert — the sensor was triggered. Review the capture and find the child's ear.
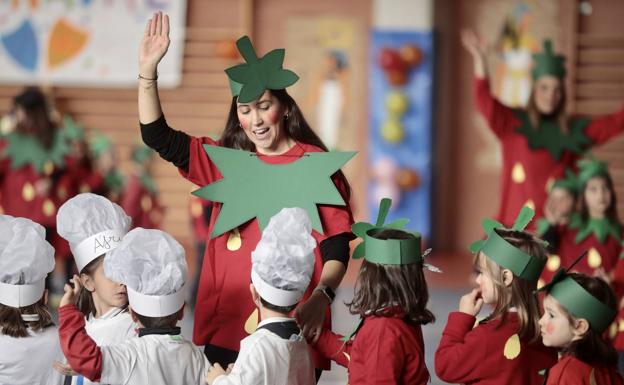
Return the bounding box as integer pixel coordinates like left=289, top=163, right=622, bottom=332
left=249, top=284, right=260, bottom=304
left=80, top=273, right=95, bottom=292
left=502, top=269, right=514, bottom=287
left=572, top=318, right=590, bottom=339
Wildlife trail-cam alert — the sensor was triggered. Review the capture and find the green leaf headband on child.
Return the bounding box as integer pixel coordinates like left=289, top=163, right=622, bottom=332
left=532, top=39, right=566, bottom=80
left=551, top=169, right=579, bottom=195
left=352, top=198, right=440, bottom=272
left=469, top=206, right=546, bottom=282
left=538, top=251, right=617, bottom=333
left=225, top=36, right=299, bottom=103
left=576, top=156, right=609, bottom=189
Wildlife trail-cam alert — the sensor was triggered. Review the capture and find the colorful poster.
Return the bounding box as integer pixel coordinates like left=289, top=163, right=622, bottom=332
left=0, top=0, right=186, bottom=87
left=369, top=30, right=433, bottom=239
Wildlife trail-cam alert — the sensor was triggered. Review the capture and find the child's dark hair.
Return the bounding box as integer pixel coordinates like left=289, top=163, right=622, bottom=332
left=132, top=308, right=183, bottom=329
left=0, top=295, right=53, bottom=338
left=474, top=228, right=547, bottom=343
left=259, top=298, right=297, bottom=314
left=347, top=229, right=435, bottom=325
left=553, top=273, right=618, bottom=367
left=76, top=255, right=104, bottom=317
left=579, top=172, right=621, bottom=225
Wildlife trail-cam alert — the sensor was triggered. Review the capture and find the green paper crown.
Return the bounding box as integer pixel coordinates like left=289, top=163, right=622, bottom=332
left=551, top=169, right=578, bottom=195
left=538, top=252, right=616, bottom=333
left=60, top=115, right=85, bottom=141
left=89, top=131, right=112, bottom=158
left=532, top=40, right=566, bottom=80
left=352, top=198, right=425, bottom=265
left=469, top=206, right=546, bottom=281
left=225, top=36, right=299, bottom=103
left=576, top=156, right=608, bottom=188
left=132, top=143, right=154, bottom=164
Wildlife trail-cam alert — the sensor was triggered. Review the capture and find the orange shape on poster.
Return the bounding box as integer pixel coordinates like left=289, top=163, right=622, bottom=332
left=48, top=19, right=89, bottom=69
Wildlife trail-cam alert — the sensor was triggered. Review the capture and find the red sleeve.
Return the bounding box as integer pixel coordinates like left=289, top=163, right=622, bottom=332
left=585, top=104, right=624, bottom=146
left=474, top=77, right=521, bottom=138
left=314, top=328, right=351, bottom=367
left=361, top=323, right=406, bottom=385
left=315, top=173, right=354, bottom=242
left=58, top=304, right=102, bottom=382
left=434, top=311, right=488, bottom=383
left=178, top=136, right=221, bottom=187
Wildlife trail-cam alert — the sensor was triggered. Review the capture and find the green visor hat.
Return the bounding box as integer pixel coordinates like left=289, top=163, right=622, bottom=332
left=538, top=252, right=617, bottom=333
left=532, top=40, right=566, bottom=80
left=576, top=156, right=609, bottom=189
left=352, top=198, right=440, bottom=271
left=131, top=143, right=154, bottom=165
left=225, top=36, right=299, bottom=103
left=469, top=206, right=546, bottom=282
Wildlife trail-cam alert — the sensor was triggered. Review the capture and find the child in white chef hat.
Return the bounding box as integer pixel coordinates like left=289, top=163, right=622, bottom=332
left=58, top=227, right=209, bottom=385
left=0, top=215, right=64, bottom=385
left=205, top=207, right=316, bottom=385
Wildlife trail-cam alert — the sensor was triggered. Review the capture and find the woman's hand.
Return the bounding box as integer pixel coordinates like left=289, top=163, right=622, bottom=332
left=459, top=288, right=484, bottom=316
left=139, top=11, right=171, bottom=77
left=59, top=274, right=81, bottom=308
left=205, top=363, right=226, bottom=385
left=461, top=29, right=487, bottom=78
left=295, top=290, right=329, bottom=343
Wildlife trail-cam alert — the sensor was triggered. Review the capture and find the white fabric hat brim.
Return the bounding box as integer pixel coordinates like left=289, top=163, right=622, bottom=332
left=127, top=285, right=186, bottom=317
left=251, top=269, right=303, bottom=307
left=0, top=279, right=45, bottom=308
left=73, top=229, right=125, bottom=272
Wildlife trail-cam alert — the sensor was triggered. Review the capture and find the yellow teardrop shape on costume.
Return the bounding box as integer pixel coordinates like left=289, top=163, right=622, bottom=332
left=546, top=255, right=561, bottom=272
left=537, top=279, right=545, bottom=290
left=244, top=308, right=258, bottom=334
left=589, top=368, right=597, bottom=385
left=588, top=248, right=602, bottom=269
left=0, top=205, right=4, bottom=215
left=43, top=161, right=54, bottom=176
left=79, top=183, right=91, bottom=193
left=227, top=228, right=242, bottom=251
left=545, top=177, right=555, bottom=193
left=512, top=163, right=526, bottom=184
left=503, top=334, right=521, bottom=360
left=524, top=200, right=535, bottom=211
left=22, top=182, right=35, bottom=202
left=42, top=199, right=55, bottom=217
left=618, top=319, right=624, bottom=332
left=141, top=195, right=152, bottom=212
left=610, top=322, right=618, bottom=339
left=190, top=199, right=202, bottom=218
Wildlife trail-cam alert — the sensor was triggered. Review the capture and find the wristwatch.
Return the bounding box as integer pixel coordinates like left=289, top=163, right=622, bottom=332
left=314, top=284, right=335, bottom=304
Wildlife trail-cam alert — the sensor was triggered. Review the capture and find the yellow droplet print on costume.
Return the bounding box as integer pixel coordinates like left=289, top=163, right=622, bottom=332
left=244, top=308, right=259, bottom=334
left=141, top=195, right=153, bottom=212
left=546, top=255, right=561, bottom=272
left=524, top=200, right=535, bottom=211
left=42, top=199, right=55, bottom=217
left=537, top=279, right=545, bottom=290
left=588, top=248, right=602, bottom=269
left=79, top=183, right=91, bottom=193
left=512, top=163, right=526, bottom=184
left=43, top=161, right=54, bottom=176
left=22, top=182, right=35, bottom=202
left=619, top=319, right=624, bottom=332
left=227, top=228, right=242, bottom=251
left=503, top=334, right=521, bottom=360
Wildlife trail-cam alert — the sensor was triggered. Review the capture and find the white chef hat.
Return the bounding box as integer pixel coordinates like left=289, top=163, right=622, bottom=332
left=104, top=228, right=188, bottom=317
left=251, top=208, right=316, bottom=307
left=0, top=215, right=55, bottom=308
left=57, top=193, right=131, bottom=272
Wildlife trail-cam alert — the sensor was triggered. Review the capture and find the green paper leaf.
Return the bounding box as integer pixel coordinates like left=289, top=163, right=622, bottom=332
left=376, top=198, right=392, bottom=226
left=236, top=36, right=259, bottom=64
left=482, top=218, right=503, bottom=234
left=266, top=69, right=299, bottom=90
left=352, top=222, right=374, bottom=238
left=262, top=49, right=285, bottom=70
left=512, top=206, right=535, bottom=231
left=352, top=242, right=365, bottom=260
left=469, top=239, right=485, bottom=254
left=225, top=64, right=250, bottom=83
left=386, top=218, right=409, bottom=229
left=194, top=145, right=356, bottom=238
left=238, top=76, right=265, bottom=103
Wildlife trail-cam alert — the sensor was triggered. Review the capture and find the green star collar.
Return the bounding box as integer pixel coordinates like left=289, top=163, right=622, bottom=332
left=469, top=206, right=546, bottom=281
left=105, top=169, right=125, bottom=194
left=192, top=145, right=356, bottom=238
left=225, top=36, right=299, bottom=103
left=532, top=40, right=566, bottom=80
left=2, top=130, right=69, bottom=173
left=89, top=131, right=112, bottom=159
left=568, top=213, right=621, bottom=244
left=514, top=111, right=590, bottom=160
left=139, top=173, right=158, bottom=195
left=60, top=115, right=85, bottom=141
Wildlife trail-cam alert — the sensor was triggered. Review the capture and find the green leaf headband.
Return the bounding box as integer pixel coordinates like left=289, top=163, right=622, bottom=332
left=538, top=251, right=617, bottom=333
left=576, top=156, right=608, bottom=189
left=532, top=39, right=566, bottom=80
left=352, top=198, right=440, bottom=271
left=132, top=143, right=154, bottom=164
left=225, top=36, right=299, bottom=103
left=60, top=115, right=85, bottom=141
left=551, top=169, right=578, bottom=195
left=469, top=206, right=545, bottom=281
left=89, top=131, right=112, bottom=159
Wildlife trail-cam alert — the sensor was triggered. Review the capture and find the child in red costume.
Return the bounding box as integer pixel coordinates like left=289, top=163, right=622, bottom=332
left=435, top=208, right=557, bottom=384
left=539, top=272, right=622, bottom=384
left=462, top=31, right=624, bottom=228
left=314, top=199, right=436, bottom=384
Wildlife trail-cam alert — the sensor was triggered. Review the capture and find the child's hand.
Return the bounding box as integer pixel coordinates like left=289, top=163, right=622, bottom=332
left=53, top=361, right=78, bottom=376
left=205, top=363, right=226, bottom=384
left=459, top=288, right=484, bottom=316
left=59, top=275, right=81, bottom=308
left=226, top=364, right=234, bottom=374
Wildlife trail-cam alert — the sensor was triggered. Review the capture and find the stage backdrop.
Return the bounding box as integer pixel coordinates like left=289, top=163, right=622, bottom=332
left=0, top=0, right=186, bottom=88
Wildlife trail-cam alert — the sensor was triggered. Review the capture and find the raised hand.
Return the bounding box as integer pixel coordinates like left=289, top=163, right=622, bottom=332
left=459, top=288, right=484, bottom=316
left=461, top=29, right=487, bottom=78
left=139, top=11, right=171, bottom=78
left=59, top=274, right=81, bottom=308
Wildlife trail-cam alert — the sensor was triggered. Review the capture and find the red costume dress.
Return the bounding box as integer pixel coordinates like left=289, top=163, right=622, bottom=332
left=545, top=356, right=623, bottom=385
left=435, top=311, right=557, bottom=385
left=474, top=78, right=624, bottom=227
left=314, top=309, right=430, bottom=385
left=181, top=136, right=353, bottom=368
